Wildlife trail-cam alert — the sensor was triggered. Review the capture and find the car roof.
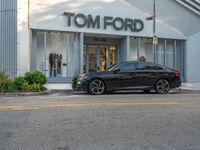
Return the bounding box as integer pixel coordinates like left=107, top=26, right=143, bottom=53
left=121, top=61, right=151, bottom=64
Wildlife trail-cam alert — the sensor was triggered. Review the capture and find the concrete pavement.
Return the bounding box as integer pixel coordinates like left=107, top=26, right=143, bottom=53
left=44, top=83, right=200, bottom=91
left=0, top=93, right=200, bottom=150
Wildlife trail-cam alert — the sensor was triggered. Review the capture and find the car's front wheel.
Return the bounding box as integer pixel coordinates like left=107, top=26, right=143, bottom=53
left=155, top=79, right=170, bottom=94
left=88, top=79, right=105, bottom=95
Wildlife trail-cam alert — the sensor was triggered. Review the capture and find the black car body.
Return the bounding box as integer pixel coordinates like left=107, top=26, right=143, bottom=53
left=72, top=61, right=181, bottom=95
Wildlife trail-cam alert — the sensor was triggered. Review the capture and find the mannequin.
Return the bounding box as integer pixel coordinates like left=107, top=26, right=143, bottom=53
left=58, top=54, right=63, bottom=74
left=49, top=51, right=63, bottom=77
left=49, top=52, right=54, bottom=77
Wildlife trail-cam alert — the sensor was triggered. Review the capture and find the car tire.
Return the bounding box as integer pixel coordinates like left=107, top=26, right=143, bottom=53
left=155, top=79, right=170, bottom=94
left=89, top=79, right=105, bottom=95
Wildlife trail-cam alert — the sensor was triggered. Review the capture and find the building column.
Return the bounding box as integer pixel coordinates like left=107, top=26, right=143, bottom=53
left=137, top=37, right=141, bottom=61
left=183, top=40, right=187, bottom=82
left=164, top=39, right=167, bottom=66
left=126, top=36, right=130, bottom=61
left=174, top=40, right=177, bottom=69
left=79, top=32, right=84, bottom=74
left=17, top=0, right=29, bottom=76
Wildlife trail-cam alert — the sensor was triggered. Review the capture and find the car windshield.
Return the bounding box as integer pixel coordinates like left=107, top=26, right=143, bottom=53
left=107, top=64, right=119, bottom=71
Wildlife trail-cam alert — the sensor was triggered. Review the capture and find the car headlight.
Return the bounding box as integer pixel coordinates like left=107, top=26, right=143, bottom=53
left=77, top=80, right=81, bottom=85
left=79, top=73, right=88, bottom=80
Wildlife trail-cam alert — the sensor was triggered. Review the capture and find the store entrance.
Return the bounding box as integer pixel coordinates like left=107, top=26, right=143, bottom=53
left=83, top=45, right=117, bottom=73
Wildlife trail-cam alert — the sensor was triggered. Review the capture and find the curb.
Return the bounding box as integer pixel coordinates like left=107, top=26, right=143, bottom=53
left=0, top=88, right=199, bottom=97
left=0, top=89, right=51, bottom=97
left=171, top=88, right=200, bottom=94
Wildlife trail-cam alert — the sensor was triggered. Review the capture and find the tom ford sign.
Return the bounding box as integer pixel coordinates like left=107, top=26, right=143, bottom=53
left=64, top=12, right=144, bottom=32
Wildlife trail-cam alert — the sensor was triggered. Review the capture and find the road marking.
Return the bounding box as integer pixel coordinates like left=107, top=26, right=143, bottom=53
left=0, top=102, right=179, bottom=111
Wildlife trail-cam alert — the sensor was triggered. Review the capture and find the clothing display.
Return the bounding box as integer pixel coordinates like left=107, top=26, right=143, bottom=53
left=57, top=54, right=62, bottom=74
left=49, top=52, right=63, bottom=77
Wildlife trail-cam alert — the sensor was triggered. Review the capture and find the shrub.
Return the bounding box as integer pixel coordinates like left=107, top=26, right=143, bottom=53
left=0, top=71, right=46, bottom=93
left=0, top=72, right=9, bottom=85
left=6, top=81, right=16, bottom=93
left=29, top=83, right=41, bottom=92
left=23, top=81, right=30, bottom=92
left=14, top=76, right=26, bottom=91
left=0, top=72, right=15, bottom=93
left=25, top=71, right=47, bottom=85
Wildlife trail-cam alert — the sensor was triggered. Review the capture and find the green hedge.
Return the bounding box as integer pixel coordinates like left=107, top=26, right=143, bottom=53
left=25, top=71, right=47, bottom=85
left=0, top=71, right=47, bottom=93
left=0, top=72, right=16, bottom=93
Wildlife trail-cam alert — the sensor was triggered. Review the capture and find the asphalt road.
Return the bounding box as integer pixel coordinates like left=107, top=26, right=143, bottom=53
left=0, top=91, right=200, bottom=150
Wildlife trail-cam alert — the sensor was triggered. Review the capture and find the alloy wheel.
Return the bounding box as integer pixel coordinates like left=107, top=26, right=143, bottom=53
left=89, top=79, right=105, bottom=95
left=155, top=79, right=170, bottom=94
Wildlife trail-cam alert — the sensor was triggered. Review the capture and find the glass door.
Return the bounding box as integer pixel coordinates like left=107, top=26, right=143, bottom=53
left=83, top=45, right=117, bottom=73
left=99, top=46, right=108, bottom=72
left=109, top=46, right=117, bottom=67
left=88, top=46, right=98, bottom=72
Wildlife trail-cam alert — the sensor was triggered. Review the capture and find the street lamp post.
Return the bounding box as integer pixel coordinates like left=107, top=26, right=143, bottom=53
left=153, top=0, right=156, bottom=63
left=153, top=0, right=156, bottom=36
left=146, top=0, right=157, bottom=63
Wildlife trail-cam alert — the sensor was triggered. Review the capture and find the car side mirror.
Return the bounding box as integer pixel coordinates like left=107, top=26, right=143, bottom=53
left=113, top=68, right=120, bottom=73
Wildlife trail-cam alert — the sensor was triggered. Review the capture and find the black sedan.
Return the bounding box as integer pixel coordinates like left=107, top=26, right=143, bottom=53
left=72, top=61, right=181, bottom=95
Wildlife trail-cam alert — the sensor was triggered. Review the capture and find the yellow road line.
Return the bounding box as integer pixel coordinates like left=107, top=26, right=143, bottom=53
left=0, top=102, right=179, bottom=111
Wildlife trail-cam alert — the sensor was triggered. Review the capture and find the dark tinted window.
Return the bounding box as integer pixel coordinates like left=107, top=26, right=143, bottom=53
left=136, top=62, right=162, bottom=70
left=118, top=62, right=135, bottom=72
left=156, top=65, right=165, bottom=70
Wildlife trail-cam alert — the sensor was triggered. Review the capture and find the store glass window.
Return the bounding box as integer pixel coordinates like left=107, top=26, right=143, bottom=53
left=129, top=36, right=185, bottom=81
left=110, top=46, right=117, bottom=66
left=130, top=37, right=138, bottom=61
left=145, top=39, right=153, bottom=62
left=166, top=40, right=174, bottom=68
left=156, top=39, right=165, bottom=65
left=140, top=38, right=153, bottom=62
left=31, top=31, right=80, bottom=80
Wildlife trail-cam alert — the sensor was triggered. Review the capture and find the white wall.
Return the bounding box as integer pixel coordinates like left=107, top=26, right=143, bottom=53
left=29, top=0, right=186, bottom=39
left=18, top=0, right=189, bottom=78
left=119, top=36, right=128, bottom=62
left=124, top=0, right=200, bottom=36
left=17, top=0, right=30, bottom=76
left=186, top=32, right=200, bottom=83
left=129, top=37, right=137, bottom=61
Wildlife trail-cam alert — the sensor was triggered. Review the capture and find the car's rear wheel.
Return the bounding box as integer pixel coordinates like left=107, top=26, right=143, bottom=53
left=155, top=79, right=170, bottom=94
left=89, top=79, right=105, bottom=95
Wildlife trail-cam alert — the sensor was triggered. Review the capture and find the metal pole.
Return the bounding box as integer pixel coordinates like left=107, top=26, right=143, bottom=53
left=153, top=0, right=156, bottom=63
left=153, top=0, right=156, bottom=34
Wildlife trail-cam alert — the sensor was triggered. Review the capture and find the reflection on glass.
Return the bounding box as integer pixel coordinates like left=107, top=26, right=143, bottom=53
left=156, top=39, right=164, bottom=65
left=110, top=46, right=116, bottom=66
left=83, top=45, right=117, bottom=73
left=166, top=40, right=174, bottom=68
left=89, top=46, right=98, bottom=72
left=99, top=47, right=108, bottom=71
left=83, top=45, right=87, bottom=73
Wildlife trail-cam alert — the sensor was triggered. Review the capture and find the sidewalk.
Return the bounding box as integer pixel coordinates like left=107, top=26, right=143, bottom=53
left=181, top=83, right=200, bottom=91
left=44, top=84, right=72, bottom=90
left=44, top=83, right=200, bottom=91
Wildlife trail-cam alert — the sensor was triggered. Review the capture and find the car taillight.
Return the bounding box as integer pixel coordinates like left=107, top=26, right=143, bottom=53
left=175, top=72, right=181, bottom=77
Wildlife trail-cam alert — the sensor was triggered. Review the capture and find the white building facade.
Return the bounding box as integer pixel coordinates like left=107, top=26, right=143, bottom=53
left=1, top=0, right=200, bottom=83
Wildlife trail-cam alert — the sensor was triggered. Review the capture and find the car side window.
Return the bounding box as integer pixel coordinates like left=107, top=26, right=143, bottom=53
left=118, top=62, right=135, bottom=72
left=156, top=65, right=164, bottom=70
left=136, top=62, right=157, bottom=70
